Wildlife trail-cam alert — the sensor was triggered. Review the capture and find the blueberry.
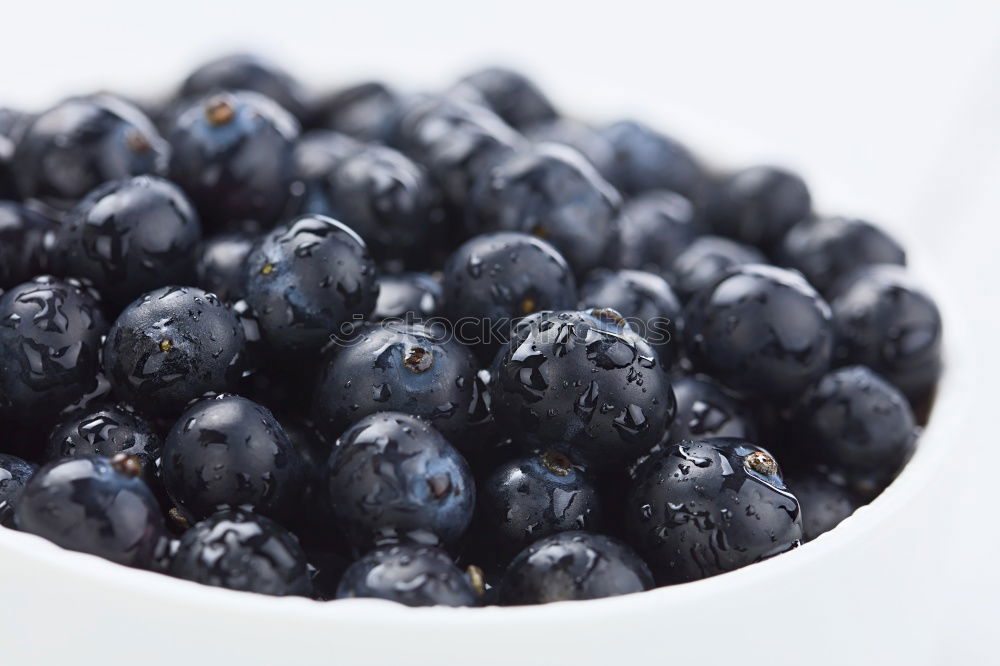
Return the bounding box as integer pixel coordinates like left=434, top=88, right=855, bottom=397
left=195, top=233, right=255, bottom=303
left=244, top=214, right=378, bottom=358
left=177, top=53, right=308, bottom=121
left=312, top=322, right=478, bottom=441
left=442, top=232, right=577, bottom=361
left=829, top=265, right=942, bottom=403
left=477, top=450, right=603, bottom=563
left=102, top=286, right=245, bottom=417
left=0, top=276, right=107, bottom=420
left=667, top=374, right=758, bottom=444
left=467, top=144, right=622, bottom=275
left=525, top=118, right=616, bottom=180
left=373, top=272, right=442, bottom=322
left=325, top=412, right=475, bottom=551
left=626, top=438, right=803, bottom=584
left=668, top=235, right=767, bottom=302
left=578, top=269, right=683, bottom=367
left=306, top=81, right=401, bottom=141
left=601, top=120, right=705, bottom=202
left=0, top=201, right=55, bottom=289
left=778, top=216, right=906, bottom=295
left=46, top=403, right=162, bottom=474
left=785, top=466, right=859, bottom=542
left=336, top=544, right=478, bottom=606
left=499, top=531, right=653, bottom=604
left=0, top=453, right=36, bottom=526
left=617, top=190, right=701, bottom=272
left=15, top=454, right=166, bottom=568
left=456, top=67, right=557, bottom=130
left=490, top=309, right=676, bottom=468
left=168, top=91, right=299, bottom=231
left=12, top=95, right=168, bottom=211
left=684, top=264, right=833, bottom=398
left=0, top=107, right=28, bottom=198
left=162, top=394, right=304, bottom=523
left=54, top=176, right=201, bottom=309
left=707, top=166, right=811, bottom=250
left=169, top=508, right=313, bottom=596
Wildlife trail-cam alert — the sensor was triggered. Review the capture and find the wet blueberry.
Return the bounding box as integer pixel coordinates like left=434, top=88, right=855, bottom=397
left=373, top=272, right=442, bottom=322
left=490, top=309, right=676, bottom=468
left=525, top=118, right=616, bottom=180
left=668, top=235, right=766, bottom=302
left=287, top=130, right=364, bottom=217
left=169, top=507, right=313, bottom=596
left=499, top=531, right=653, bottom=604
left=325, top=412, right=475, bottom=551
left=102, top=286, right=245, bottom=417
left=0, top=201, right=55, bottom=289
left=45, top=403, right=162, bottom=477
left=0, top=453, right=36, bottom=526
left=456, top=66, right=557, bottom=130
left=667, top=374, right=758, bottom=444
left=12, top=95, right=169, bottom=211
left=601, top=120, right=705, bottom=203
left=161, top=393, right=304, bottom=523
left=195, top=233, right=255, bottom=303
left=617, top=190, right=701, bottom=272
left=54, top=175, right=202, bottom=309
left=15, top=454, right=167, bottom=568
left=244, top=214, right=378, bottom=359
left=336, top=544, right=478, bottom=606
left=785, top=466, right=860, bottom=542
left=467, top=143, right=622, bottom=276
left=0, top=276, right=107, bottom=420
left=684, top=264, right=833, bottom=398
left=306, top=81, right=401, bottom=141
left=625, top=438, right=803, bottom=584
left=177, top=53, right=308, bottom=121
left=169, top=91, right=299, bottom=231
left=707, top=166, right=811, bottom=250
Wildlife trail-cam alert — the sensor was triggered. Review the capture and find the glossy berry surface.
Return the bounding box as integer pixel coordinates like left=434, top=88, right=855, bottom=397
left=244, top=214, right=378, bottom=358
left=373, top=273, right=442, bottom=322
left=0, top=276, right=107, bottom=419
left=162, top=394, right=304, bottom=522
left=169, top=508, right=312, bottom=596
left=684, top=264, right=833, bottom=398
left=617, top=190, right=700, bottom=272
left=102, top=286, right=245, bottom=417
left=177, top=53, right=308, bottom=121
left=667, top=375, right=758, bottom=444
left=786, top=467, right=859, bottom=542
left=195, top=233, right=255, bottom=303
left=12, top=95, right=168, bottom=211
left=457, top=66, right=557, bottom=130
left=625, top=438, right=803, bottom=584
left=525, top=119, right=616, bottom=179
left=313, top=321, right=477, bottom=440
left=491, top=309, right=676, bottom=467
left=46, top=403, right=162, bottom=472
left=168, top=91, right=299, bottom=231
left=669, top=235, right=766, bottom=302
left=0, top=453, right=35, bottom=526
left=288, top=130, right=363, bottom=216
left=307, top=81, right=401, bottom=141
left=0, top=201, right=54, bottom=289
left=325, top=412, right=475, bottom=551
left=601, top=120, right=705, bottom=202
left=14, top=455, right=166, bottom=568
left=55, top=175, right=201, bottom=308
left=829, top=265, right=942, bottom=402
left=0, top=108, right=26, bottom=198
left=707, top=166, right=811, bottom=250
left=336, top=544, right=478, bottom=606
left=467, top=143, right=621, bottom=276
left=499, top=531, right=653, bottom=604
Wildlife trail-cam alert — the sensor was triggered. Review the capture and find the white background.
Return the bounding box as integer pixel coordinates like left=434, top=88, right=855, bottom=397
left=3, top=0, right=998, bottom=661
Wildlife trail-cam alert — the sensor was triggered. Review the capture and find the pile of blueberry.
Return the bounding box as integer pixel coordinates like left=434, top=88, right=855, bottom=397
left=0, top=54, right=943, bottom=607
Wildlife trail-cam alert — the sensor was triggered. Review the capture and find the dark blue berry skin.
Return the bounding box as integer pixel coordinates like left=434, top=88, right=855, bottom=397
left=169, top=508, right=313, bottom=597
left=499, top=531, right=653, bottom=605
left=45, top=403, right=162, bottom=476
left=325, top=412, right=475, bottom=552
left=785, top=466, right=859, bottom=542
left=373, top=273, right=442, bottom=322
left=102, top=286, right=245, bottom=417
left=0, top=276, right=108, bottom=420
left=669, top=235, right=767, bottom=302
left=168, top=91, right=299, bottom=232
left=617, top=190, right=701, bottom=272
left=195, top=233, right=255, bottom=303
left=12, top=95, right=169, bottom=211
left=54, top=175, right=202, bottom=309
left=14, top=455, right=167, bottom=568
left=684, top=265, right=833, bottom=399
left=336, top=544, right=478, bottom=606
left=306, top=81, right=401, bottom=142
left=177, top=53, right=309, bottom=121
left=578, top=269, right=683, bottom=367
left=829, top=265, right=942, bottom=403
left=0, top=453, right=36, bottom=526
left=244, top=214, right=378, bottom=359
left=0, top=107, right=28, bottom=198
left=707, top=166, right=811, bottom=250
left=467, top=144, right=622, bottom=276
left=0, top=201, right=55, bottom=289
left=312, top=322, right=478, bottom=442
left=667, top=375, right=758, bottom=444
left=625, top=438, right=803, bottom=585
left=456, top=67, right=558, bottom=130
left=162, top=394, right=305, bottom=523
left=476, top=451, right=603, bottom=564
left=442, top=232, right=578, bottom=362
left=287, top=130, right=364, bottom=217
left=601, top=120, right=706, bottom=203
left=490, top=309, right=677, bottom=469
left=777, top=216, right=906, bottom=295
left=525, top=118, right=616, bottom=181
